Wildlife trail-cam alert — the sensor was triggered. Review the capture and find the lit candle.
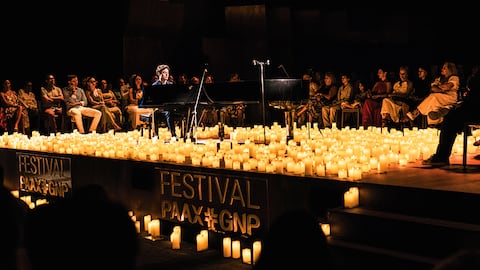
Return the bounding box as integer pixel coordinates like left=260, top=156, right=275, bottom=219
left=135, top=221, right=141, bottom=233
left=144, top=215, right=151, bottom=232
left=242, top=248, right=252, bottom=264
left=316, top=163, right=325, bottom=176
left=304, top=159, right=313, bottom=176
left=232, top=240, right=241, bottom=259
left=338, top=168, right=348, bottom=178
left=196, top=230, right=209, bottom=251
left=223, top=237, right=232, bottom=257
left=252, top=241, right=261, bottom=265
left=320, top=223, right=330, bottom=236
left=344, top=187, right=359, bottom=208
left=170, top=226, right=181, bottom=249
left=149, top=219, right=160, bottom=238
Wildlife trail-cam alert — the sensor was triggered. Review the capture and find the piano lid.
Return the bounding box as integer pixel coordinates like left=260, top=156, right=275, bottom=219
left=264, top=78, right=309, bottom=102
left=139, top=84, right=198, bottom=108
left=139, top=78, right=309, bottom=108
left=202, top=81, right=261, bottom=105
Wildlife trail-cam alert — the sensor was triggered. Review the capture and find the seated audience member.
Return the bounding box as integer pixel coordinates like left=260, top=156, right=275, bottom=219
left=18, top=80, right=40, bottom=136
left=423, top=64, right=480, bottom=166
left=296, top=70, right=323, bottom=126
left=24, top=184, right=139, bottom=270
left=253, top=209, right=339, bottom=270
left=322, top=72, right=353, bottom=128
left=85, top=76, right=122, bottom=132
left=0, top=79, right=24, bottom=133
left=40, top=74, right=65, bottom=134
left=362, top=68, right=392, bottom=128
left=380, top=65, right=414, bottom=127
left=406, top=62, right=460, bottom=126
left=125, top=74, right=153, bottom=131
left=62, top=74, right=102, bottom=134
left=99, top=79, right=123, bottom=127
left=315, top=72, right=338, bottom=128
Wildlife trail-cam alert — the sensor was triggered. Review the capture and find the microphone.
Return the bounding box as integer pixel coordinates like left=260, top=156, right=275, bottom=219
left=278, top=64, right=284, bottom=69
left=252, top=59, right=270, bottom=66
left=203, top=63, right=208, bottom=73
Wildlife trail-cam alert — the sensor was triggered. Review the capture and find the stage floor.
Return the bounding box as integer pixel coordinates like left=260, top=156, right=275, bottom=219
left=350, top=151, right=480, bottom=195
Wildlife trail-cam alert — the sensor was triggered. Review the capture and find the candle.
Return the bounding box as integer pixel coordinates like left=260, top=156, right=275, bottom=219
left=320, top=223, right=331, bottom=236
left=232, top=240, right=241, bottom=259
left=144, top=215, right=151, bottom=232
left=242, top=248, right=252, bottom=264
left=196, top=230, right=209, bottom=251
left=304, top=159, right=313, bottom=176
left=170, top=226, right=181, bottom=249
left=149, top=219, right=160, bottom=238
left=135, top=221, right=141, bottom=233
left=252, top=241, right=261, bottom=264
left=344, top=187, right=359, bottom=208
left=223, top=237, right=232, bottom=257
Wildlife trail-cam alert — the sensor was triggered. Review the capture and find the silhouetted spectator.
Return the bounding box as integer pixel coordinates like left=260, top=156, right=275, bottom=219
left=0, top=165, right=29, bottom=270
left=24, top=184, right=139, bottom=270
left=253, top=209, right=339, bottom=270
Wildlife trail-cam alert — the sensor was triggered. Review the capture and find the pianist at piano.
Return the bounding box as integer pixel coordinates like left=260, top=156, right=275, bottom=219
left=152, top=64, right=177, bottom=138
left=139, top=78, right=309, bottom=138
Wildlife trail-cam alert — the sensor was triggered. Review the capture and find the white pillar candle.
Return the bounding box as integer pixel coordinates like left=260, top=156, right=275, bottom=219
left=316, top=163, right=325, bottom=176
left=223, top=237, right=232, bottom=257
left=170, top=227, right=181, bottom=249
left=304, top=159, right=313, bottom=176
left=338, top=168, right=348, bottom=178
left=242, top=248, right=252, bottom=264
left=232, top=240, right=241, bottom=259
left=149, top=219, right=161, bottom=238
left=144, top=215, right=151, bottom=232
left=257, top=159, right=266, bottom=172
left=196, top=230, right=209, bottom=251
left=252, top=241, right=261, bottom=265
left=344, top=187, right=359, bottom=208
left=320, top=223, right=331, bottom=236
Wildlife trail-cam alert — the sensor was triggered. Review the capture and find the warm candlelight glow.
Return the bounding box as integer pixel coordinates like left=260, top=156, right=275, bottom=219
left=196, top=230, right=209, bottom=251
left=344, top=187, right=359, bottom=208
left=242, top=248, right=252, bottom=264
left=252, top=241, right=261, bottom=264
left=170, top=226, right=181, bottom=249
left=232, top=240, right=241, bottom=259
left=149, top=219, right=161, bottom=238
left=144, top=215, right=151, bottom=232
left=223, top=237, right=232, bottom=257
left=320, top=223, right=331, bottom=236
left=135, top=221, right=141, bottom=233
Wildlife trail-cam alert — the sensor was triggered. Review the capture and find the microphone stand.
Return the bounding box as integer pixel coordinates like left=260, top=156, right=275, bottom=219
left=253, top=59, right=270, bottom=144
left=188, top=68, right=208, bottom=143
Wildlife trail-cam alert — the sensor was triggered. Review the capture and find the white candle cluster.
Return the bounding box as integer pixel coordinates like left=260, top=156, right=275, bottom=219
left=0, top=124, right=465, bottom=180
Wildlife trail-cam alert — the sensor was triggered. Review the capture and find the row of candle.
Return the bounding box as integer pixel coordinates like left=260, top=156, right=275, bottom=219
left=223, top=237, right=262, bottom=265
left=1, top=125, right=475, bottom=179
left=12, top=192, right=49, bottom=209
left=130, top=211, right=263, bottom=264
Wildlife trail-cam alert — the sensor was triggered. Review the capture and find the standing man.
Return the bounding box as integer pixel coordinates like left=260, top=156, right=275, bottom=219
left=152, top=64, right=177, bottom=138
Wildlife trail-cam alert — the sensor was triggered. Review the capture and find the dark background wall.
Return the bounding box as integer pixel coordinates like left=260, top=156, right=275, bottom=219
left=0, top=1, right=478, bottom=89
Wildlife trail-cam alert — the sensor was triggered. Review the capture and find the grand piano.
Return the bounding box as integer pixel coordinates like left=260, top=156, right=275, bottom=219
left=139, top=79, right=309, bottom=136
